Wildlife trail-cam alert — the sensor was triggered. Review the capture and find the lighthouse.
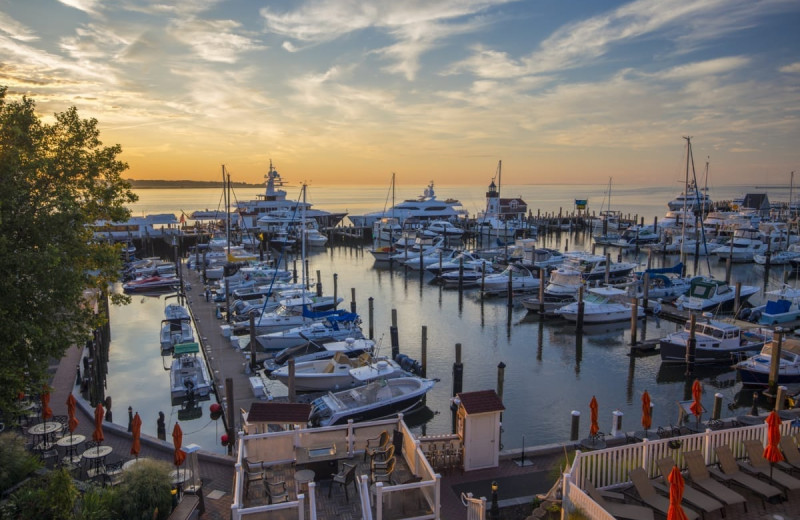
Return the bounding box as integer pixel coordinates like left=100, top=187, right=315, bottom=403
left=485, top=178, right=500, bottom=217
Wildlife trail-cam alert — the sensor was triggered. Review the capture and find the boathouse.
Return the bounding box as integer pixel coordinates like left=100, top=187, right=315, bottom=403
left=456, top=390, right=505, bottom=471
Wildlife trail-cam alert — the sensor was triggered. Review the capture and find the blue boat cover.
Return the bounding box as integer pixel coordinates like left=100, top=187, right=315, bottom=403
left=765, top=299, right=792, bottom=315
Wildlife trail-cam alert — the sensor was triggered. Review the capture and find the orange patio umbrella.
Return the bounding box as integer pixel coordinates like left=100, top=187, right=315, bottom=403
left=92, top=402, right=105, bottom=443
left=66, top=393, right=78, bottom=439
left=641, top=390, right=652, bottom=432
left=590, top=396, right=599, bottom=437
left=666, top=464, right=688, bottom=520
left=173, top=422, right=186, bottom=470
left=689, top=379, right=703, bottom=426
left=764, top=410, right=784, bottom=478
left=40, top=389, right=53, bottom=422
left=130, top=412, right=142, bottom=459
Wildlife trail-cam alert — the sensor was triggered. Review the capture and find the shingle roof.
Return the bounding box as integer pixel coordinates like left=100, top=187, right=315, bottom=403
left=458, top=390, right=505, bottom=414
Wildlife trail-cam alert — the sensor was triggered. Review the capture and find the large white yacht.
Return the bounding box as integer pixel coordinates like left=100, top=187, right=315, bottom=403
left=667, top=180, right=713, bottom=212
left=236, top=161, right=347, bottom=231
left=348, top=181, right=467, bottom=228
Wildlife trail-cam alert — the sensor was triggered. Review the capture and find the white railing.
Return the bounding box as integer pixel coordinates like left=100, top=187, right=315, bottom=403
left=561, top=420, right=800, bottom=520
left=460, top=492, right=486, bottom=520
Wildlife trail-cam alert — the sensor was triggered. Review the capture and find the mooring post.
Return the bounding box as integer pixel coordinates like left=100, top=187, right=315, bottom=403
left=712, top=393, right=723, bottom=420
left=421, top=326, right=428, bottom=377
left=734, top=282, right=741, bottom=316
left=605, top=253, right=611, bottom=285
left=629, top=297, right=638, bottom=346
left=453, top=343, right=463, bottom=397
left=538, top=268, right=546, bottom=317
left=576, top=285, right=585, bottom=331
left=570, top=411, right=580, bottom=441
left=497, top=362, right=506, bottom=402
left=776, top=386, right=788, bottom=411
left=390, top=309, right=399, bottom=360
left=225, top=377, right=235, bottom=455
left=769, top=328, right=784, bottom=397
left=368, top=297, right=374, bottom=340
left=333, top=273, right=338, bottom=309
left=288, top=358, right=296, bottom=403
left=686, top=314, right=697, bottom=372
left=350, top=288, right=357, bottom=314
left=249, top=312, right=257, bottom=372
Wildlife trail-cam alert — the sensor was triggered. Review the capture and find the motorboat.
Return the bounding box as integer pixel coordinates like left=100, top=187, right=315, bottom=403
left=402, top=248, right=459, bottom=270
left=270, top=354, right=414, bottom=392
left=754, top=248, right=800, bottom=265
left=372, top=217, right=403, bottom=243
left=440, top=263, right=496, bottom=288
left=420, top=220, right=465, bottom=238
left=255, top=313, right=363, bottom=351
left=348, top=181, right=467, bottom=228
left=425, top=251, right=492, bottom=277
left=164, top=303, right=191, bottom=321
left=610, top=225, right=660, bottom=248
left=262, top=337, right=375, bottom=373
left=480, top=263, right=540, bottom=294
left=667, top=179, right=712, bottom=212
left=674, top=277, right=759, bottom=313
left=278, top=294, right=344, bottom=314
left=553, top=286, right=645, bottom=324
left=628, top=263, right=697, bottom=302
left=711, top=227, right=766, bottom=263
left=122, top=275, right=179, bottom=293
left=521, top=267, right=584, bottom=314
left=369, top=244, right=397, bottom=262
left=308, top=376, right=436, bottom=427
left=560, top=251, right=636, bottom=282
left=251, top=307, right=351, bottom=335
left=389, top=236, right=445, bottom=263
left=745, top=286, right=800, bottom=325
left=169, top=342, right=212, bottom=401
left=735, top=338, right=800, bottom=387
left=160, top=318, right=194, bottom=352
left=659, top=314, right=771, bottom=364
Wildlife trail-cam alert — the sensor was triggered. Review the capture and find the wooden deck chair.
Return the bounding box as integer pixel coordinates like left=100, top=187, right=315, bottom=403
left=742, top=439, right=800, bottom=497
left=779, top=435, right=800, bottom=473
left=629, top=467, right=699, bottom=520
left=653, top=457, right=723, bottom=517
left=683, top=450, right=747, bottom=513
left=711, top=445, right=782, bottom=507
left=584, top=480, right=654, bottom=520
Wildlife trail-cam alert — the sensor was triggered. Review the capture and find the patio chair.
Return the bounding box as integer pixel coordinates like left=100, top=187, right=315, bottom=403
left=371, top=445, right=395, bottom=470
left=742, top=439, right=800, bottom=497
left=364, top=430, right=390, bottom=461
left=584, top=480, right=654, bottom=520
left=628, top=467, right=700, bottom=520
left=683, top=450, right=747, bottom=513
left=711, top=445, right=781, bottom=507
left=779, top=435, right=800, bottom=473
left=104, top=459, right=126, bottom=486
left=265, top=480, right=289, bottom=505
left=372, top=456, right=396, bottom=485
left=243, top=458, right=264, bottom=499
left=329, top=462, right=358, bottom=501
left=653, top=457, right=724, bottom=517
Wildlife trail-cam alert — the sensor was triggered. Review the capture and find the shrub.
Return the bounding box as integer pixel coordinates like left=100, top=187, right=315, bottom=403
left=0, top=432, right=42, bottom=494
left=76, top=486, right=116, bottom=520
left=112, top=459, right=173, bottom=520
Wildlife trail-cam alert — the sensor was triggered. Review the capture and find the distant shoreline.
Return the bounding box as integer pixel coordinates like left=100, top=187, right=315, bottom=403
left=127, top=179, right=261, bottom=189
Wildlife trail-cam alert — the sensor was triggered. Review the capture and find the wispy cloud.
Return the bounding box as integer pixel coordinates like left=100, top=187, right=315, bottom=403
left=57, top=0, right=102, bottom=15
left=0, top=12, right=38, bottom=42
left=780, top=62, right=800, bottom=74
left=169, top=18, right=265, bottom=63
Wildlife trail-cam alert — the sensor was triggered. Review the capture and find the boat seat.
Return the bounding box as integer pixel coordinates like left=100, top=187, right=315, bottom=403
left=323, top=361, right=336, bottom=374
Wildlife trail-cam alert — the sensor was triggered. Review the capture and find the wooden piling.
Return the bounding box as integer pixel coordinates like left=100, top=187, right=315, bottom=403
left=497, top=362, right=506, bottom=402
left=225, top=377, right=235, bottom=455
left=421, top=326, right=428, bottom=377
left=368, top=296, right=374, bottom=340
left=452, top=343, right=463, bottom=397
left=629, top=298, right=638, bottom=346
left=249, top=312, right=257, bottom=372
left=350, top=288, right=357, bottom=314
left=686, top=314, right=697, bottom=371
left=576, top=286, right=585, bottom=331
left=769, top=329, right=784, bottom=397
left=287, top=358, right=296, bottom=403
left=538, top=268, right=546, bottom=317
left=390, top=309, right=399, bottom=360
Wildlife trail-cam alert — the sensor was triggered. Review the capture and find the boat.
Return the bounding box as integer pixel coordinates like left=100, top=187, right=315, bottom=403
left=122, top=275, right=179, bottom=293
left=270, top=354, right=414, bottom=392
left=659, top=314, right=772, bottom=364
left=674, top=277, right=759, bottom=313
left=369, top=244, right=397, bottom=262
left=745, top=286, right=800, bottom=325
left=521, top=267, right=584, bottom=314
left=420, top=220, right=465, bottom=238
left=278, top=294, right=344, bottom=314
left=237, top=161, right=347, bottom=230
left=251, top=307, right=350, bottom=335
left=754, top=247, right=800, bottom=265
left=255, top=313, right=363, bottom=351
left=667, top=179, right=712, bottom=212
left=711, top=227, right=766, bottom=263
left=372, top=217, right=403, bottom=243
left=735, top=339, right=800, bottom=387
left=480, top=263, right=540, bottom=294
left=560, top=251, right=636, bottom=282
left=160, top=318, right=194, bottom=352
left=440, top=262, right=496, bottom=287
left=609, top=225, right=660, bottom=248
left=553, top=286, right=645, bottom=324
left=308, top=376, right=436, bottom=427
left=169, top=342, right=213, bottom=401
left=164, top=303, right=191, bottom=321
left=262, top=337, right=376, bottom=373
left=628, top=263, right=697, bottom=302
left=426, top=251, right=493, bottom=277
left=402, top=247, right=459, bottom=270
left=348, top=181, right=467, bottom=228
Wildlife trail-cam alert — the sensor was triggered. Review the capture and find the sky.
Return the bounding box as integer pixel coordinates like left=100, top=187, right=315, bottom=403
left=0, top=0, right=798, bottom=187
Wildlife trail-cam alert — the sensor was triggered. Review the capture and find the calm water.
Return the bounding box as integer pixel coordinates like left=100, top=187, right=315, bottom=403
left=106, top=183, right=795, bottom=454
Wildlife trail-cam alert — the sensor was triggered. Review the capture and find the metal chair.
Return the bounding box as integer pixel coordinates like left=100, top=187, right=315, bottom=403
left=329, top=462, right=358, bottom=501
left=372, top=457, right=395, bottom=485
left=364, top=430, right=390, bottom=461
left=265, top=480, right=289, bottom=505
left=243, top=458, right=264, bottom=498
left=371, top=446, right=395, bottom=472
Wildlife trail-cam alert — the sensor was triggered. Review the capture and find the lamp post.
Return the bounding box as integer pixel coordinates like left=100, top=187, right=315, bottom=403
left=490, top=481, right=500, bottom=520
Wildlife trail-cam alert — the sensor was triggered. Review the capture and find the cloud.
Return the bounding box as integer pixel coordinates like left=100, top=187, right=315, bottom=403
left=780, top=62, right=800, bottom=74
left=57, top=0, right=102, bottom=15
left=0, top=12, right=38, bottom=42
left=168, top=18, right=265, bottom=63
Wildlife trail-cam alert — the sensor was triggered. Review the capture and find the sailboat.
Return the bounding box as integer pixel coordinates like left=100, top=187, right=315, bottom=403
left=591, top=178, right=622, bottom=244
left=369, top=173, right=402, bottom=261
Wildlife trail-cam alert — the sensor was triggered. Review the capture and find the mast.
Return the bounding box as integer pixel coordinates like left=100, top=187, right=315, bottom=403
left=790, top=171, right=795, bottom=220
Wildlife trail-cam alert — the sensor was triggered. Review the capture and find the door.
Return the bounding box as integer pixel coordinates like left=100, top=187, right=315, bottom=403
left=468, top=413, right=497, bottom=469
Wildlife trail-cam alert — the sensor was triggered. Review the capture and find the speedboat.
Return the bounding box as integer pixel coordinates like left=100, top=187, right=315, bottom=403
left=262, top=337, right=375, bottom=373
left=711, top=227, right=766, bottom=263
left=169, top=342, right=212, bottom=401
left=480, top=263, right=540, bottom=294
left=402, top=248, right=459, bottom=270
left=308, top=376, right=436, bottom=427
left=122, top=275, right=179, bottom=293
left=420, top=220, right=464, bottom=238
left=252, top=307, right=352, bottom=335
left=440, top=263, right=496, bottom=288
left=659, top=314, right=771, bottom=364
left=560, top=251, right=636, bottom=282
left=255, top=313, right=363, bottom=351
left=553, top=286, right=644, bottom=324
left=674, top=277, right=759, bottom=313
left=160, top=318, right=194, bottom=352
left=164, top=303, right=191, bottom=321
left=628, top=263, right=697, bottom=302
left=667, top=179, right=712, bottom=212
left=610, top=225, right=660, bottom=249
left=745, top=286, right=800, bottom=325
left=425, top=251, right=492, bottom=277
left=735, top=339, right=800, bottom=387
left=270, top=355, right=413, bottom=392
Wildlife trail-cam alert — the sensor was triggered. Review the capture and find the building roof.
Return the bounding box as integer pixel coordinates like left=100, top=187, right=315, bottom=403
left=458, top=390, right=505, bottom=414
left=247, top=401, right=311, bottom=423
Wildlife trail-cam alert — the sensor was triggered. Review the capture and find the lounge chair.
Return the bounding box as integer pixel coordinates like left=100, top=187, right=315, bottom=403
left=628, top=467, right=699, bottom=520
left=584, top=480, right=654, bottom=520
left=653, top=457, right=723, bottom=517
left=779, top=435, right=800, bottom=473
left=683, top=450, right=747, bottom=513
left=742, top=439, right=800, bottom=497
left=711, top=445, right=781, bottom=507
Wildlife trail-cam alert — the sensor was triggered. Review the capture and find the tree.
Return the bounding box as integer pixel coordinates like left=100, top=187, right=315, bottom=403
left=0, top=86, right=137, bottom=415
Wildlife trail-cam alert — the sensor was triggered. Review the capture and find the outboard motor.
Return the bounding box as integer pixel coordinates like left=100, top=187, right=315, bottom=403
left=737, top=307, right=751, bottom=321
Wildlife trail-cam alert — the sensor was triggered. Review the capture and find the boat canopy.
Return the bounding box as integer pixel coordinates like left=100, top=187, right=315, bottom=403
left=639, top=262, right=683, bottom=276
left=174, top=342, right=200, bottom=355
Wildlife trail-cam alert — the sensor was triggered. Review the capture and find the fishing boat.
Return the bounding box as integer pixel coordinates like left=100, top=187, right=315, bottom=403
left=169, top=342, right=213, bottom=401
left=270, top=354, right=413, bottom=392
left=553, top=286, right=645, bottom=324
left=735, top=339, right=800, bottom=387
left=659, top=314, right=771, bottom=364
left=674, top=277, right=759, bottom=312
left=308, top=376, right=436, bottom=427
left=262, top=337, right=376, bottom=373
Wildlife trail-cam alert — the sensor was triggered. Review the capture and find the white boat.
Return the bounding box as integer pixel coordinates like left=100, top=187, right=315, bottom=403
left=746, top=287, right=800, bottom=325
left=426, top=251, right=493, bottom=277
left=754, top=244, right=800, bottom=265
left=271, top=355, right=412, bottom=392
left=348, top=181, right=467, bottom=228
left=262, top=337, right=375, bottom=373
left=667, top=179, right=712, bottom=212
left=160, top=318, right=194, bottom=352
left=609, top=225, right=660, bottom=248
left=554, top=286, right=644, bottom=324
left=674, top=277, right=759, bottom=312
left=389, top=236, right=445, bottom=263
left=402, top=248, right=459, bottom=270
left=308, top=376, right=436, bottom=427
left=278, top=294, right=344, bottom=314
left=628, top=263, right=696, bottom=302
left=440, top=263, right=496, bottom=287
left=252, top=307, right=349, bottom=335
left=735, top=339, right=800, bottom=387
left=480, top=263, right=540, bottom=294
left=368, top=244, right=398, bottom=262
left=560, top=251, right=636, bottom=282
left=169, top=342, right=212, bottom=401
left=299, top=224, right=328, bottom=247
left=164, top=303, right=191, bottom=321
left=711, top=227, right=766, bottom=263
left=659, top=314, right=771, bottom=364
left=420, top=220, right=464, bottom=238
left=255, top=313, right=363, bottom=351
left=372, top=217, right=403, bottom=243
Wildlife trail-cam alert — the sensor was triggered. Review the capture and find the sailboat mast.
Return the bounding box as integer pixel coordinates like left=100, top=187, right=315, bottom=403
left=301, top=184, right=307, bottom=291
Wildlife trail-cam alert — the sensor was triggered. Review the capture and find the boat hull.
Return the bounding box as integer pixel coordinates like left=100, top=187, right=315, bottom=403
left=659, top=339, right=762, bottom=365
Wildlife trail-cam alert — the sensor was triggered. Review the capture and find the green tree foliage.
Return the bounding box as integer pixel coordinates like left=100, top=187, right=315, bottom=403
left=112, top=459, right=173, bottom=520
left=0, top=87, right=137, bottom=415
left=0, top=432, right=41, bottom=493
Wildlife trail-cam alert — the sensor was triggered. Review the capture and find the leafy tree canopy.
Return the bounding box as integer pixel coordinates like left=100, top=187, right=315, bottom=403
left=0, top=86, right=137, bottom=414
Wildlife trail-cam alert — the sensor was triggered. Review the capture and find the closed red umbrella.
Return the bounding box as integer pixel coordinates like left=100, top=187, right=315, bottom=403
left=172, top=422, right=186, bottom=468
left=92, top=402, right=105, bottom=443
left=642, top=390, right=652, bottom=432
left=130, top=412, right=142, bottom=459
left=66, top=393, right=78, bottom=434
left=40, top=389, right=53, bottom=422
left=689, top=379, right=702, bottom=425
left=666, top=464, right=689, bottom=520
left=764, top=410, right=784, bottom=478
left=590, top=396, right=599, bottom=437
